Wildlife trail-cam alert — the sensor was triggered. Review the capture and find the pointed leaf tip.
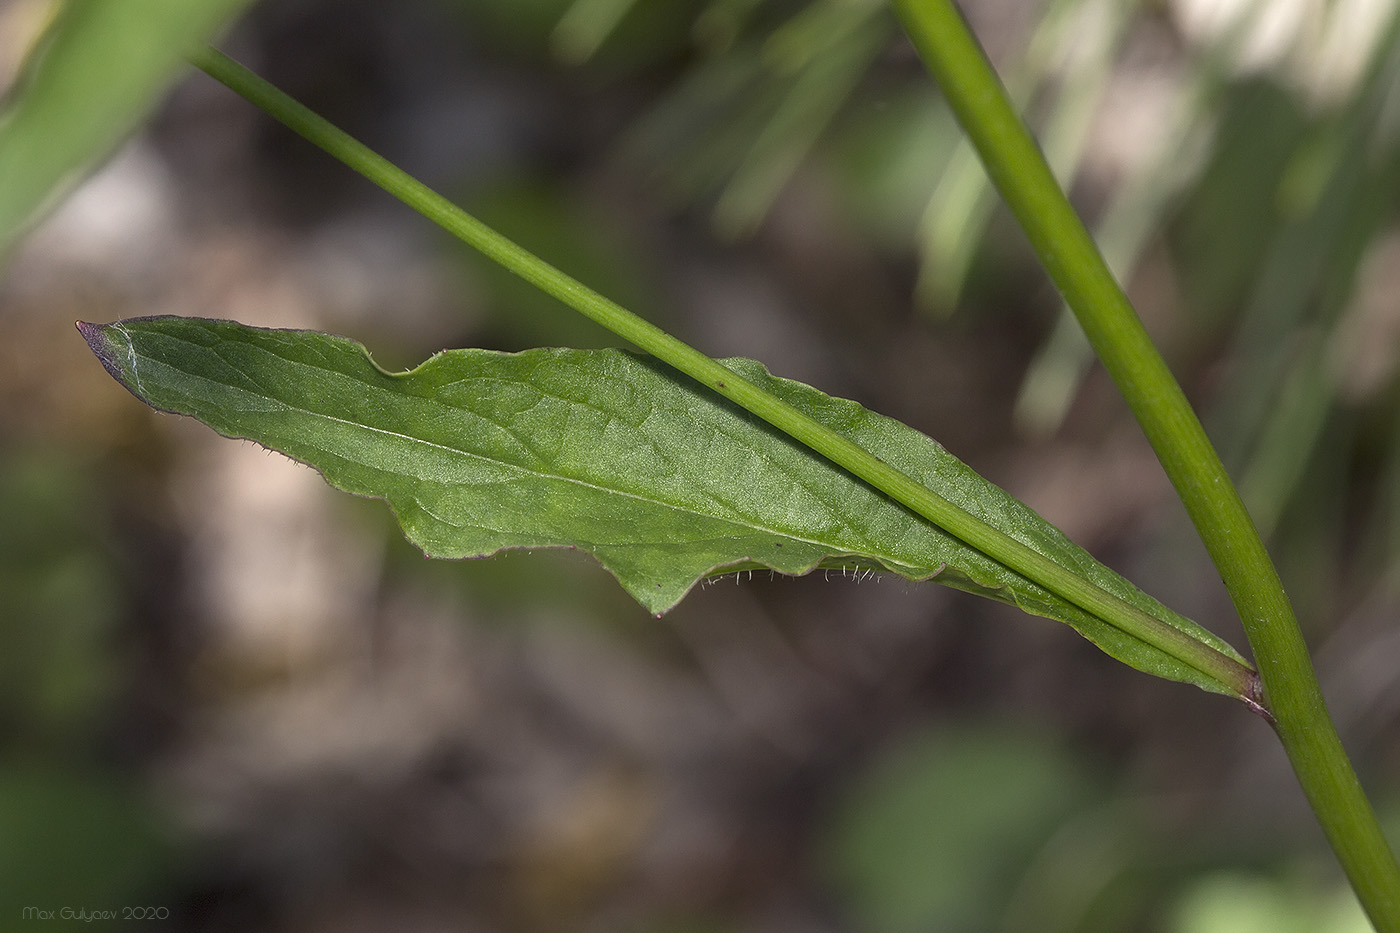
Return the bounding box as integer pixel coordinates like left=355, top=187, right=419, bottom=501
left=77, top=321, right=125, bottom=385
left=76, top=320, right=101, bottom=345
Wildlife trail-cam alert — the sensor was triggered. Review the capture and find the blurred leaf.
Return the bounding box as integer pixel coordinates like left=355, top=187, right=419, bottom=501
left=1170, top=872, right=1371, bottom=933
left=821, top=723, right=1093, bottom=933
left=0, top=0, right=253, bottom=254
left=0, top=765, right=174, bottom=917
left=0, top=449, right=121, bottom=746
left=81, top=316, right=1247, bottom=694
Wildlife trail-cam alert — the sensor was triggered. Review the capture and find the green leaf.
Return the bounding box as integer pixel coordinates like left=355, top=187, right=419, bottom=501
left=80, top=315, right=1248, bottom=694
left=0, top=0, right=254, bottom=253
left=820, top=723, right=1093, bottom=933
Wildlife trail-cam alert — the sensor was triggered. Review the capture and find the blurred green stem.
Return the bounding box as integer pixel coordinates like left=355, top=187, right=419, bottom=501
left=887, top=0, right=1400, bottom=926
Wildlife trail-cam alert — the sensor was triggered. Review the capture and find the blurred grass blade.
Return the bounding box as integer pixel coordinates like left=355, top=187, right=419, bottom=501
left=551, top=0, right=640, bottom=63
left=1014, top=0, right=1279, bottom=437
left=714, top=11, right=886, bottom=237
left=693, top=0, right=764, bottom=53
left=623, top=0, right=889, bottom=238
left=1236, top=333, right=1332, bottom=538
left=0, top=0, right=252, bottom=255
left=82, top=315, right=1250, bottom=696
left=1207, top=4, right=1400, bottom=538
left=916, top=0, right=1131, bottom=315
left=620, top=43, right=769, bottom=206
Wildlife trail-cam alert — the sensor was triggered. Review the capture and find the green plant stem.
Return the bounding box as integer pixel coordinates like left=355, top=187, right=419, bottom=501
left=887, top=0, right=1400, bottom=926
left=187, top=46, right=1256, bottom=700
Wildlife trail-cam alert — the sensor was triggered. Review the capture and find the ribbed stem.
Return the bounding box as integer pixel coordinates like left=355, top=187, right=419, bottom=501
left=886, top=1, right=1400, bottom=927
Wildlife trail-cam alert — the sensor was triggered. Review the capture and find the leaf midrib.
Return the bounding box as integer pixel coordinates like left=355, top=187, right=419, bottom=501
left=131, top=332, right=954, bottom=574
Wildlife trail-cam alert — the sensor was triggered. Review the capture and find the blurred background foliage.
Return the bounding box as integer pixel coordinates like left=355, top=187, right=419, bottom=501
left=1, top=0, right=1399, bottom=929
